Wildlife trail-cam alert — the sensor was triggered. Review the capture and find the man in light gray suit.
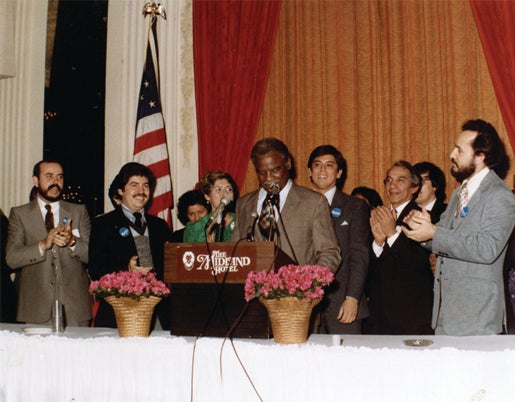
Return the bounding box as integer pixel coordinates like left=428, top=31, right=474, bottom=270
left=6, top=160, right=91, bottom=326
left=404, top=119, right=515, bottom=335
left=232, top=138, right=341, bottom=273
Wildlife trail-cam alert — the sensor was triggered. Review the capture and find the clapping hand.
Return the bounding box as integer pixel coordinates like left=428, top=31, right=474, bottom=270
left=54, top=218, right=74, bottom=247
left=401, top=209, right=435, bottom=242
left=370, top=206, right=397, bottom=246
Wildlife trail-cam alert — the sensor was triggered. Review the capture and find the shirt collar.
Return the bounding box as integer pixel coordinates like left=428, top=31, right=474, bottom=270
left=120, top=203, right=145, bottom=223
left=37, top=196, right=59, bottom=214
left=392, top=200, right=411, bottom=216
left=320, top=186, right=337, bottom=205
left=463, top=166, right=490, bottom=199
left=422, top=198, right=437, bottom=211
left=258, top=179, right=293, bottom=213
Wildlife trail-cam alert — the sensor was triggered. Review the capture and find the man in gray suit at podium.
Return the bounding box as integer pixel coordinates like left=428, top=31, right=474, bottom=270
left=232, top=137, right=341, bottom=273
left=404, top=119, right=515, bottom=335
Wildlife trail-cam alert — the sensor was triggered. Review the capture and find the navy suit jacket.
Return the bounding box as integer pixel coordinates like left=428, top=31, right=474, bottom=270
left=88, top=207, right=173, bottom=328
left=366, top=201, right=434, bottom=335
left=320, top=191, right=371, bottom=333
left=429, top=200, right=447, bottom=224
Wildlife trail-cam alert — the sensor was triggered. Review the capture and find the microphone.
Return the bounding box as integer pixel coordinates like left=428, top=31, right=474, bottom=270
left=246, top=211, right=259, bottom=241
left=205, top=195, right=231, bottom=228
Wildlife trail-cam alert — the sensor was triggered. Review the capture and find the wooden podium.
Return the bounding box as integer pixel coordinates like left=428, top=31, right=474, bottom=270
left=164, top=241, right=293, bottom=338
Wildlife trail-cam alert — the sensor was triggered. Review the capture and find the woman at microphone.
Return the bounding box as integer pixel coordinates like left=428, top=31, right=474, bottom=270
left=183, top=171, right=238, bottom=243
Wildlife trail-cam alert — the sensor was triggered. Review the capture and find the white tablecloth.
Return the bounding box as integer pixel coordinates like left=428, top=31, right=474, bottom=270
left=1, top=323, right=514, bottom=402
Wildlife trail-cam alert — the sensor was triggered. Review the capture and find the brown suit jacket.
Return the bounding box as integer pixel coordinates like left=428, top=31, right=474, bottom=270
left=6, top=199, right=91, bottom=324
left=232, top=183, right=341, bottom=272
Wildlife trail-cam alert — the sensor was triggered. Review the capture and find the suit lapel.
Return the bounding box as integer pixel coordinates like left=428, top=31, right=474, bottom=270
left=113, top=207, right=137, bottom=252
left=330, top=191, right=347, bottom=225
left=443, top=171, right=493, bottom=229
left=281, top=184, right=300, bottom=221
left=29, top=200, right=48, bottom=239
left=397, top=201, right=418, bottom=226
left=59, top=202, right=72, bottom=228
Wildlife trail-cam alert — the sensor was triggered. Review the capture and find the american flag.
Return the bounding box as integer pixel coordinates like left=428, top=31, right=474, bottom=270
left=133, top=18, right=173, bottom=227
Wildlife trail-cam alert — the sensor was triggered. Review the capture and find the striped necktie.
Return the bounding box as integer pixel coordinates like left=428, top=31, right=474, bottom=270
left=455, top=182, right=468, bottom=218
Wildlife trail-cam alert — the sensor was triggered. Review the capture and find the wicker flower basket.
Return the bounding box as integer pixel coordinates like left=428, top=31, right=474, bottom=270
left=259, top=296, right=321, bottom=344
left=105, top=295, right=162, bottom=337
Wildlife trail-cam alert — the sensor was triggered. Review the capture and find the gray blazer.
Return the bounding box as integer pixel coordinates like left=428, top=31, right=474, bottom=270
left=232, top=183, right=341, bottom=273
left=429, top=171, right=515, bottom=335
left=6, top=199, right=91, bottom=325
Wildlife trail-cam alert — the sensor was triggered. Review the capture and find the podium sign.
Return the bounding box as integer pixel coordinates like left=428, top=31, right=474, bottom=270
left=164, top=241, right=282, bottom=284
left=163, top=242, right=293, bottom=338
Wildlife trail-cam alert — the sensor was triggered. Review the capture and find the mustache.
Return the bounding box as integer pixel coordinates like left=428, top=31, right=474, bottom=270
left=48, top=184, right=62, bottom=192
left=133, top=193, right=148, bottom=198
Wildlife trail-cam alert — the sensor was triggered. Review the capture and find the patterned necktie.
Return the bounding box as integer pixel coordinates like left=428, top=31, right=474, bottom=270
left=258, top=198, right=275, bottom=240
left=455, top=181, right=469, bottom=218
left=45, top=204, right=54, bottom=232
left=133, top=212, right=145, bottom=235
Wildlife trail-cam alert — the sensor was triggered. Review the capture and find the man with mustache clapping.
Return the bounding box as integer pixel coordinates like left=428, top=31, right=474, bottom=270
left=6, top=159, right=92, bottom=326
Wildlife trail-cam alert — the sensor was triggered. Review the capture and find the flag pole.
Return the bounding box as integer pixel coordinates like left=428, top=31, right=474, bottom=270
left=134, top=1, right=174, bottom=229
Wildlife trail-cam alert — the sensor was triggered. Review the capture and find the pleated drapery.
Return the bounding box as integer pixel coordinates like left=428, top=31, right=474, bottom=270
left=193, top=0, right=281, bottom=188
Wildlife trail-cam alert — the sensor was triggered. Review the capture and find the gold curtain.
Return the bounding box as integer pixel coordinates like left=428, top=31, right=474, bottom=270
left=240, top=0, right=515, bottom=202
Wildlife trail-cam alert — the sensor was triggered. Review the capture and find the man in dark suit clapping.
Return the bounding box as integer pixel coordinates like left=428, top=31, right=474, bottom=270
left=365, top=160, right=434, bottom=335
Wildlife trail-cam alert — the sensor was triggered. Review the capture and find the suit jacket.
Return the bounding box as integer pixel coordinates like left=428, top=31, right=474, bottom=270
left=428, top=171, right=515, bottom=335
left=504, top=228, right=515, bottom=334
left=366, top=201, right=434, bottom=335
left=320, top=191, right=371, bottom=334
left=232, top=183, right=341, bottom=272
left=429, top=200, right=447, bottom=224
left=6, top=199, right=91, bottom=325
left=88, top=207, right=173, bottom=328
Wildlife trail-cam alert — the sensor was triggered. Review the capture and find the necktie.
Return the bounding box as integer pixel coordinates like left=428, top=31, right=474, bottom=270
left=455, top=182, right=469, bottom=218
left=133, top=212, right=145, bottom=235
left=45, top=204, right=54, bottom=232
left=258, top=198, right=276, bottom=240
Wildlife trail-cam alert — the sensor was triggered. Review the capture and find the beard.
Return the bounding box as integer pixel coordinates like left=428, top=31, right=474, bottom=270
left=450, top=160, right=475, bottom=183
left=37, top=184, right=62, bottom=202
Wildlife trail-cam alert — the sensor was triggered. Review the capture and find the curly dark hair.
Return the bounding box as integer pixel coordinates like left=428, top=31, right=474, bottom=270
left=461, top=119, right=510, bottom=179
left=110, top=162, right=157, bottom=210
left=176, top=189, right=210, bottom=226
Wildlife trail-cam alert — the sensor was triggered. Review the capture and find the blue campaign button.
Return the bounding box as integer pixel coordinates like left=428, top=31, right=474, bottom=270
left=331, top=208, right=342, bottom=218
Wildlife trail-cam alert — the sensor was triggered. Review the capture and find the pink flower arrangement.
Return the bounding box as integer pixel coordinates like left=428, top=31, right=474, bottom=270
left=244, top=264, right=334, bottom=302
left=89, top=270, right=171, bottom=301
